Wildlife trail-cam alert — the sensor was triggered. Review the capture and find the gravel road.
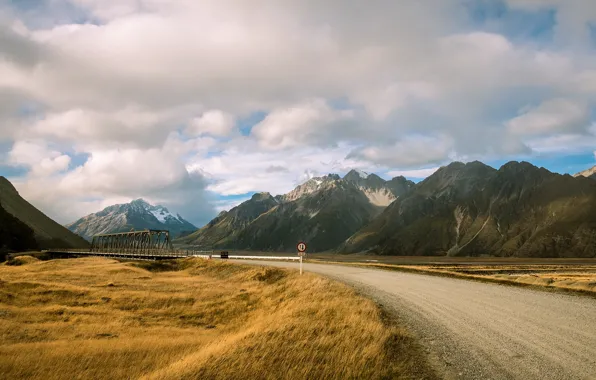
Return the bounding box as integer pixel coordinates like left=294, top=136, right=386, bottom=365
left=235, top=260, right=596, bottom=380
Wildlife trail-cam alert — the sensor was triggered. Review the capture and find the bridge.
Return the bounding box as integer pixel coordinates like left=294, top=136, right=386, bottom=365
left=91, top=229, right=173, bottom=255
left=47, top=229, right=300, bottom=261
left=48, top=230, right=205, bottom=260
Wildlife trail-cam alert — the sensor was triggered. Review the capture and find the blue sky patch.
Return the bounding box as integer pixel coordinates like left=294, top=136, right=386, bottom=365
left=485, top=152, right=595, bottom=175
left=0, top=164, right=29, bottom=178
left=238, top=111, right=267, bottom=136
left=465, top=0, right=556, bottom=45
left=68, top=152, right=90, bottom=170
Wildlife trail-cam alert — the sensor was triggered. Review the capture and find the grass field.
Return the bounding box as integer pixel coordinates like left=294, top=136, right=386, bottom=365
left=0, top=256, right=435, bottom=380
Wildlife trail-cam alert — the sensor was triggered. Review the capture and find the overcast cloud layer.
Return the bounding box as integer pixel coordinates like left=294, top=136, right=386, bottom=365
left=1, top=0, right=596, bottom=226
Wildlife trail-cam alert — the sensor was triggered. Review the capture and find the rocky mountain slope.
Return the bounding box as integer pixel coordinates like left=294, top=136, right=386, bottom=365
left=575, top=165, right=596, bottom=180
left=66, top=199, right=197, bottom=240
left=0, top=202, right=39, bottom=253
left=0, top=177, right=89, bottom=250
left=178, top=170, right=414, bottom=252
left=342, top=161, right=596, bottom=257
left=177, top=192, right=280, bottom=248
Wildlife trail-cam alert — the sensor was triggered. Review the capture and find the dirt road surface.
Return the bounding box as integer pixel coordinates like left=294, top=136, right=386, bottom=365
left=235, top=260, right=596, bottom=380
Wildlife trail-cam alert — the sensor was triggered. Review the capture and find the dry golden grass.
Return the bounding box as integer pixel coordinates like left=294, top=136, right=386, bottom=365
left=0, top=257, right=434, bottom=380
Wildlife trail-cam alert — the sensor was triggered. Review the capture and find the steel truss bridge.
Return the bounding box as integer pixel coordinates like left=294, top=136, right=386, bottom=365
left=48, top=230, right=211, bottom=260
left=46, top=229, right=301, bottom=262
left=91, top=229, right=173, bottom=254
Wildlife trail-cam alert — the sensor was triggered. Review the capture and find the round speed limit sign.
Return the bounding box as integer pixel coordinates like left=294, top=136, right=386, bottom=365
left=297, top=241, right=307, bottom=254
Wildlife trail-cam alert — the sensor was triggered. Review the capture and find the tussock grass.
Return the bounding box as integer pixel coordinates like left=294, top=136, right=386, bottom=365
left=0, top=257, right=434, bottom=380
left=3, top=255, right=40, bottom=266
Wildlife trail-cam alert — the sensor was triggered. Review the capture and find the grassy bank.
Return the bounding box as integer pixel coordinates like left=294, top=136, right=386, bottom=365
left=0, top=257, right=434, bottom=379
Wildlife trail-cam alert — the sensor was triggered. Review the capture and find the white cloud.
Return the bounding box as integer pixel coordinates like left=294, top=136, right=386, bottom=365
left=387, top=167, right=440, bottom=179
left=507, top=98, right=589, bottom=136
left=10, top=137, right=215, bottom=225
left=347, top=135, right=455, bottom=168
left=9, top=140, right=71, bottom=176
left=187, top=110, right=235, bottom=137
left=187, top=141, right=373, bottom=196
left=251, top=99, right=357, bottom=150
left=526, top=124, right=596, bottom=154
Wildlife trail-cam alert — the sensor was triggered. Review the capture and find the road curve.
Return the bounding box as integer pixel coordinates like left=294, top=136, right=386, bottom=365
left=235, top=260, right=596, bottom=380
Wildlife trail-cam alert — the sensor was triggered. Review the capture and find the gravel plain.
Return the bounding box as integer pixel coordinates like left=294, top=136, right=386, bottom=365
left=237, top=260, right=596, bottom=380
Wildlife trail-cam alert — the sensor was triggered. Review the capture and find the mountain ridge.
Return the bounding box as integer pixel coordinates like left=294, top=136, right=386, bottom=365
left=342, top=161, right=596, bottom=257
left=575, top=165, right=596, bottom=180
left=178, top=169, right=415, bottom=251
left=66, top=198, right=197, bottom=240
left=0, top=176, right=89, bottom=250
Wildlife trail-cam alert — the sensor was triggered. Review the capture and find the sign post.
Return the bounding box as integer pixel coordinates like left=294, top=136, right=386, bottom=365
left=297, top=242, right=307, bottom=275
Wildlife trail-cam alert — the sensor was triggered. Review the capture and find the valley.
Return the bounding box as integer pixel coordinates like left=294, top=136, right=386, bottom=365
left=4, top=3, right=596, bottom=379
left=2, top=162, right=596, bottom=380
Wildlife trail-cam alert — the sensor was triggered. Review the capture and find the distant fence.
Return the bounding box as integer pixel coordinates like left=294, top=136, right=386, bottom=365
left=193, top=254, right=300, bottom=261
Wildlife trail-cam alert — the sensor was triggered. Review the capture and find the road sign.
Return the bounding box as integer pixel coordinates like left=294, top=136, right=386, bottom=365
left=297, top=242, right=307, bottom=253
left=297, top=242, right=307, bottom=275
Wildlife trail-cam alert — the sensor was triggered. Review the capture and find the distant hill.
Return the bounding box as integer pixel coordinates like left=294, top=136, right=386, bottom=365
left=0, top=202, right=39, bottom=253
left=0, top=177, right=89, bottom=250
left=178, top=170, right=414, bottom=252
left=177, top=192, right=280, bottom=249
left=341, top=161, right=596, bottom=258
left=66, top=199, right=197, bottom=240
left=574, top=165, right=596, bottom=180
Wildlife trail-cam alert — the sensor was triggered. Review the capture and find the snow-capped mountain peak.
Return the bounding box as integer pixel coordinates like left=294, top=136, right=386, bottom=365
left=281, top=174, right=341, bottom=202
left=355, top=169, right=369, bottom=179
left=66, top=199, right=197, bottom=240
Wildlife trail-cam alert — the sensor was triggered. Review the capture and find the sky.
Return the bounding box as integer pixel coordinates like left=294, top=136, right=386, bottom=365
left=1, top=0, right=596, bottom=227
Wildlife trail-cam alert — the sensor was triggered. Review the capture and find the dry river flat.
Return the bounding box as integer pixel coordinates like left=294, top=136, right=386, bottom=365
left=235, top=260, right=596, bottom=380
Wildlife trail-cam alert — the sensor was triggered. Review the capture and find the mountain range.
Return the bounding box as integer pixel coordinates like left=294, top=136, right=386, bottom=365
left=180, top=162, right=596, bottom=257
left=342, top=161, right=596, bottom=257
left=0, top=177, right=89, bottom=252
left=2, top=161, right=596, bottom=258
left=66, top=199, right=197, bottom=240
left=178, top=169, right=414, bottom=251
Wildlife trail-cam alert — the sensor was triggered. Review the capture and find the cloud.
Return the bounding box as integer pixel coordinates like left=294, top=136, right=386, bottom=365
left=525, top=124, right=596, bottom=154
left=251, top=99, right=357, bottom=149
left=265, top=165, right=289, bottom=173
left=10, top=137, right=215, bottom=226
left=505, top=0, right=596, bottom=48
left=387, top=167, right=440, bottom=179
left=187, top=110, right=235, bottom=137
left=2, top=0, right=596, bottom=223
left=9, top=140, right=71, bottom=176
left=507, top=98, right=590, bottom=136
left=347, top=135, right=455, bottom=168
left=187, top=141, right=374, bottom=196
